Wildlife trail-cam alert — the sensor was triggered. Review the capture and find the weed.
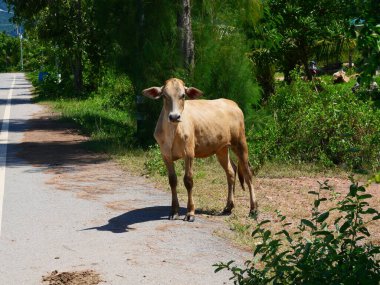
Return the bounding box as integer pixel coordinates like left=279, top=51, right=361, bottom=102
left=215, top=177, right=380, bottom=284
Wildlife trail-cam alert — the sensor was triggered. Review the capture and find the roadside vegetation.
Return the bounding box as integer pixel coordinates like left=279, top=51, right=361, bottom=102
left=0, top=32, right=20, bottom=71
left=6, top=0, right=380, bottom=283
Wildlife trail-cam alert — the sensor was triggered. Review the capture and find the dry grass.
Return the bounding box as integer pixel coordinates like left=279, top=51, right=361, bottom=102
left=117, top=150, right=380, bottom=250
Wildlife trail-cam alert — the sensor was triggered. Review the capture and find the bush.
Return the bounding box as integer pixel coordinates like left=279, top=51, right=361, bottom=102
left=249, top=71, right=380, bottom=171
left=97, top=70, right=135, bottom=111
left=215, top=177, right=380, bottom=284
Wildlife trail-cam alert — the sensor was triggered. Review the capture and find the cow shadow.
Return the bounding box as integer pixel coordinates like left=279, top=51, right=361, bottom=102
left=82, top=206, right=187, bottom=233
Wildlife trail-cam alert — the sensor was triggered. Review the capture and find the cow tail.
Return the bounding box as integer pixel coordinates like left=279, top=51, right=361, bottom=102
left=237, top=160, right=246, bottom=191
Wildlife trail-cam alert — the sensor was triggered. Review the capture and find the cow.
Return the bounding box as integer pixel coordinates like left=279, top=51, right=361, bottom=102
left=142, top=78, right=257, bottom=222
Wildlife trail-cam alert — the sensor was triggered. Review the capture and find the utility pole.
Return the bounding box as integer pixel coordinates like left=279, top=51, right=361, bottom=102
left=16, top=26, right=23, bottom=71
left=19, top=33, right=23, bottom=71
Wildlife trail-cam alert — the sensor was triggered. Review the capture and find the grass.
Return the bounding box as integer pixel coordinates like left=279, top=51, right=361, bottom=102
left=35, top=96, right=137, bottom=153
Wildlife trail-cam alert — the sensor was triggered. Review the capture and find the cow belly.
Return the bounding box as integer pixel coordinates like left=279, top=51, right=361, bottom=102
left=194, top=140, right=231, bottom=158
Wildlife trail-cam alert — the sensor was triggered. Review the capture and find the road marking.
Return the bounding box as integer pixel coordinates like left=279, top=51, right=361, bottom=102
left=0, top=75, right=16, bottom=235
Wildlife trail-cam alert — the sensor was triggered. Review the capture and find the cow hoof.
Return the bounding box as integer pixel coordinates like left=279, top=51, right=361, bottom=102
left=184, top=214, right=195, bottom=222
left=169, top=213, right=180, bottom=220
left=221, top=208, right=232, bottom=215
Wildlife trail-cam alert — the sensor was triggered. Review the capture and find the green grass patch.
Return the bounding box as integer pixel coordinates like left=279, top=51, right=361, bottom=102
left=40, top=96, right=136, bottom=153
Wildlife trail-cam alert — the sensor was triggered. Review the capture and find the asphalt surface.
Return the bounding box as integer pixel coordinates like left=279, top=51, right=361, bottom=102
left=0, top=73, right=248, bottom=285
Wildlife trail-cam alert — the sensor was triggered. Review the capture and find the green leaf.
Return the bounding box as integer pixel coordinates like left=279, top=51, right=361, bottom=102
left=317, top=211, right=330, bottom=223
left=301, top=219, right=316, bottom=230
left=257, top=220, right=271, bottom=227
left=373, top=215, right=380, bottom=220
left=251, top=228, right=261, bottom=237
left=349, top=184, right=358, bottom=196
left=313, top=230, right=333, bottom=237
left=300, top=242, right=311, bottom=261
left=357, top=186, right=366, bottom=192
left=340, top=204, right=356, bottom=211
left=214, top=266, right=225, bottom=273
left=254, top=244, right=264, bottom=256
left=339, top=221, right=351, bottom=233
left=358, top=194, right=372, bottom=200
left=358, top=227, right=370, bottom=237
left=324, top=234, right=334, bottom=243
left=276, top=230, right=293, bottom=243
left=263, top=230, right=271, bottom=240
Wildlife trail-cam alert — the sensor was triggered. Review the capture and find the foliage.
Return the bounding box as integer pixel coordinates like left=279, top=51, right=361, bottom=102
left=257, top=0, right=352, bottom=82
left=144, top=144, right=166, bottom=177
left=352, top=0, right=380, bottom=85
left=249, top=71, right=380, bottom=171
left=215, top=179, right=380, bottom=284
left=29, top=70, right=137, bottom=151
left=192, top=1, right=261, bottom=123
left=51, top=96, right=136, bottom=152
left=96, top=70, right=135, bottom=111
left=0, top=32, right=19, bottom=71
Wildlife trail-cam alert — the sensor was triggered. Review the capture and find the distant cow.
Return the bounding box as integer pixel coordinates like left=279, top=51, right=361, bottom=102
left=333, top=70, right=350, bottom=84
left=142, top=78, right=257, bottom=222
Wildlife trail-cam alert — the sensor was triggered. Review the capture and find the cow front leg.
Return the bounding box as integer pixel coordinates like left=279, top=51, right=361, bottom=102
left=163, top=158, right=180, bottom=220
left=183, top=156, right=195, bottom=222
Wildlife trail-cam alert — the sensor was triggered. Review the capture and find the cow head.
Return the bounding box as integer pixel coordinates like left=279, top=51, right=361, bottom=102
left=142, top=78, right=203, bottom=123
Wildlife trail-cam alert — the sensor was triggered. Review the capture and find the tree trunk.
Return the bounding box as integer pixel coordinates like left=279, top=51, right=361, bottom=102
left=73, top=0, right=83, bottom=94
left=136, top=0, right=144, bottom=50
left=179, top=0, right=194, bottom=71
left=348, top=48, right=353, bottom=68
left=72, top=55, right=83, bottom=94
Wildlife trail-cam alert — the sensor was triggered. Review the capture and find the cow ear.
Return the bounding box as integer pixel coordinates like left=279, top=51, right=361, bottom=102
left=142, top=87, right=163, bottom=100
left=185, top=87, right=203, bottom=99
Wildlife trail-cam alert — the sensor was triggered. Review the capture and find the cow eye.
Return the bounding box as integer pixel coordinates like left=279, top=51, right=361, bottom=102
left=180, top=93, right=185, bottom=99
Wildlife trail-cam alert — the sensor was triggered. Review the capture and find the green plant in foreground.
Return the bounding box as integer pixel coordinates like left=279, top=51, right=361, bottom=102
left=215, top=178, right=380, bottom=284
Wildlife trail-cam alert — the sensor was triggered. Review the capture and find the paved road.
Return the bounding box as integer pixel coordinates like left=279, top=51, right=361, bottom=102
left=0, top=73, right=248, bottom=284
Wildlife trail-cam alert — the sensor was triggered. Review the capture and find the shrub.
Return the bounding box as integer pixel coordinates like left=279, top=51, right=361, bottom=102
left=215, top=177, right=380, bottom=284
left=249, top=71, right=380, bottom=171
left=97, top=70, right=135, bottom=111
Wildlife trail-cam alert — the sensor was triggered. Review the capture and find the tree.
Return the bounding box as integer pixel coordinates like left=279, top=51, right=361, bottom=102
left=353, top=0, right=380, bottom=85
left=0, top=32, right=19, bottom=71
left=5, top=0, right=100, bottom=94
left=247, top=0, right=355, bottom=84
left=178, top=0, right=195, bottom=71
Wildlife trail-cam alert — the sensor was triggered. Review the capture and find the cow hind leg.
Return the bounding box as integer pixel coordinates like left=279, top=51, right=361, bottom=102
left=232, top=141, right=258, bottom=216
left=183, top=156, right=195, bottom=222
left=163, top=158, right=180, bottom=220
left=216, top=147, right=235, bottom=215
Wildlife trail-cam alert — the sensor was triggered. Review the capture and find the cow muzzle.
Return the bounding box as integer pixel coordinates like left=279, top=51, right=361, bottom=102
left=168, top=113, right=181, bottom=123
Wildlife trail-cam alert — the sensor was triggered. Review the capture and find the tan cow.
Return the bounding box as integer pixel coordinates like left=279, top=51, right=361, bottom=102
left=142, top=78, right=257, bottom=221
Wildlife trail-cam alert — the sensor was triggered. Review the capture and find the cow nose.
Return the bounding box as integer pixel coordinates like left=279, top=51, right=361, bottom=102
left=169, top=113, right=181, bottom=122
